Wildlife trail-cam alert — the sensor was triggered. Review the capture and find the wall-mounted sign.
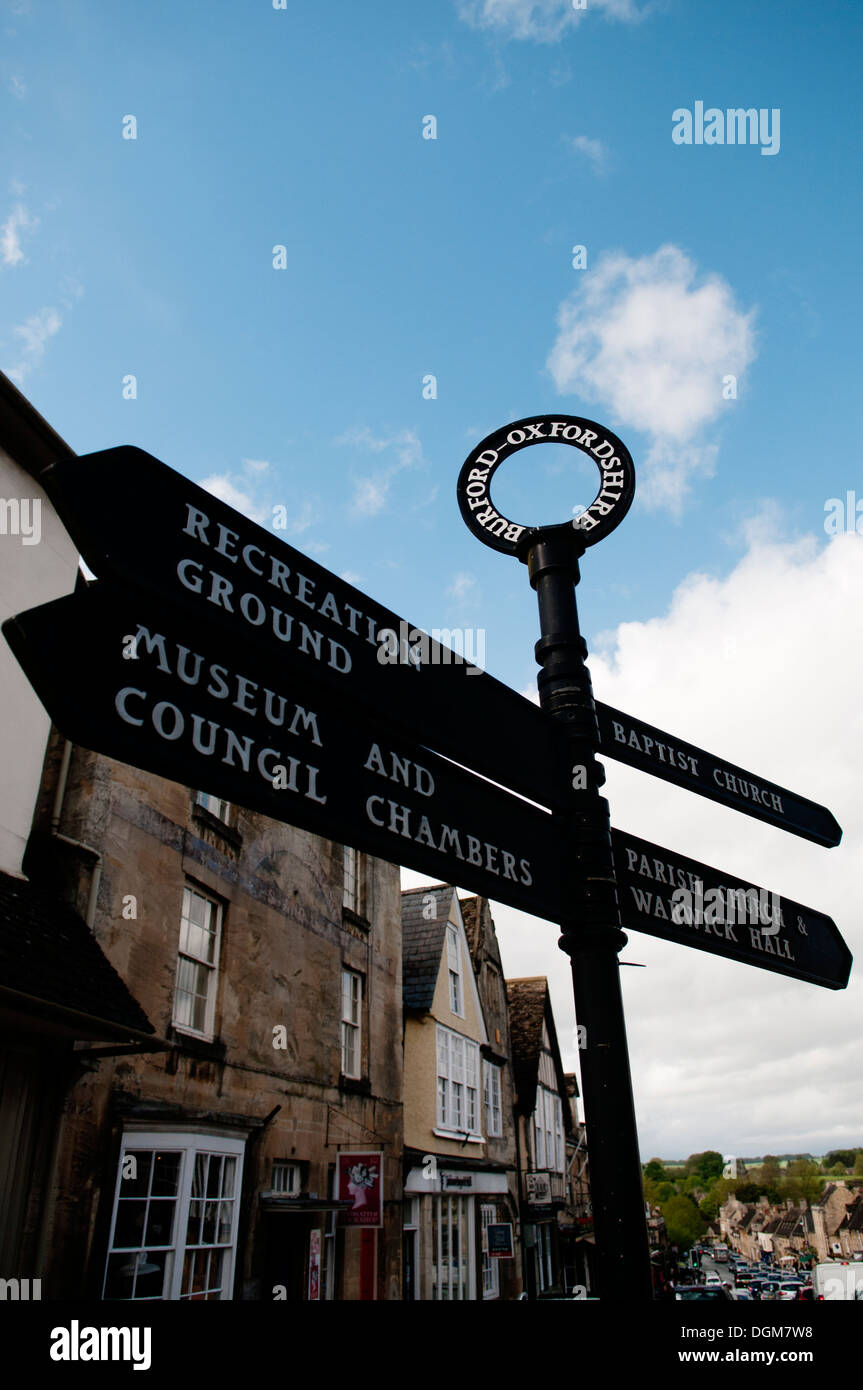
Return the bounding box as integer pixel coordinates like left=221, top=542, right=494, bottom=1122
left=457, top=415, right=635, bottom=557
left=337, top=1152, right=383, bottom=1228
left=526, top=1172, right=552, bottom=1204
left=308, top=1229, right=321, bottom=1301
left=440, top=1172, right=474, bottom=1191
left=487, top=1223, right=514, bottom=1258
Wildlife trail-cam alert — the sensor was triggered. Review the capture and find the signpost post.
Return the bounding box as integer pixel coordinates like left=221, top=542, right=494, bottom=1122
left=457, top=412, right=852, bottom=1302
left=459, top=415, right=653, bottom=1301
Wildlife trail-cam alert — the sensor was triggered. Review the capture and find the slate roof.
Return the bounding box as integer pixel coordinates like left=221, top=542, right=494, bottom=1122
left=506, top=976, right=571, bottom=1130
left=401, top=884, right=456, bottom=1013
left=838, top=1194, right=863, bottom=1233
left=0, top=871, right=154, bottom=1037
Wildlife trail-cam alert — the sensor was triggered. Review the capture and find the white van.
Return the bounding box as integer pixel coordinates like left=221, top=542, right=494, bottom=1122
left=812, top=1262, right=863, bottom=1300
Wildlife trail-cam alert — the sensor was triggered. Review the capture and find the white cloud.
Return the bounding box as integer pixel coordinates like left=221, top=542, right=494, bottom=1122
left=564, top=133, right=609, bottom=173
left=8, top=75, right=26, bottom=100
left=199, top=474, right=271, bottom=526
left=455, top=0, right=646, bottom=42
left=447, top=571, right=479, bottom=602
left=338, top=426, right=424, bottom=518
left=1, top=203, right=38, bottom=266
left=5, top=305, right=61, bottom=382
left=340, top=570, right=362, bottom=585
left=404, top=525, right=863, bottom=1155
left=547, top=244, right=756, bottom=513
left=199, top=458, right=318, bottom=537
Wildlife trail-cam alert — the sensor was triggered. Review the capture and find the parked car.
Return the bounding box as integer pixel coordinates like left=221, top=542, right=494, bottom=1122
left=704, top=1272, right=722, bottom=1286
left=675, top=1285, right=735, bottom=1301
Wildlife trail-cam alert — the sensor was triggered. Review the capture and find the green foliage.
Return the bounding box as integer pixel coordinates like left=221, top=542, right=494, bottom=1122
left=685, top=1150, right=725, bottom=1184
left=662, top=1194, right=707, bottom=1249
left=854, top=1154, right=863, bottom=1177
left=645, top=1159, right=667, bottom=1182
left=825, top=1149, right=862, bottom=1170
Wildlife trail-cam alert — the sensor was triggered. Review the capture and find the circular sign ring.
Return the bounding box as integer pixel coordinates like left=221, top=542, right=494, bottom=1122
left=457, top=414, right=635, bottom=557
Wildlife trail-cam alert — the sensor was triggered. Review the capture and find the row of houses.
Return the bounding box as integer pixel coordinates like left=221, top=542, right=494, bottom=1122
left=720, top=1184, right=863, bottom=1267
left=0, top=371, right=595, bottom=1301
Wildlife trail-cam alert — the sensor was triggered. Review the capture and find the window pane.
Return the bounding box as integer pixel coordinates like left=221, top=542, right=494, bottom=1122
left=221, top=1157, right=236, bottom=1199
left=206, top=1155, right=222, bottom=1197
left=151, top=1152, right=182, bottom=1197
left=113, top=1200, right=147, bottom=1249
left=120, top=1150, right=152, bottom=1198
left=144, top=1200, right=176, bottom=1248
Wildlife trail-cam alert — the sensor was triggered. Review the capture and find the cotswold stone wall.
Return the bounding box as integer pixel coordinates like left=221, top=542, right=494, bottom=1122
left=36, top=740, right=403, bottom=1300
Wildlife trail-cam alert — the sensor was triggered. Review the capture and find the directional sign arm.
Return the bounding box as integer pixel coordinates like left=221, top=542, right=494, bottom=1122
left=596, top=703, right=842, bottom=848
left=611, top=827, right=851, bottom=990
left=3, top=585, right=564, bottom=923
left=38, top=447, right=572, bottom=811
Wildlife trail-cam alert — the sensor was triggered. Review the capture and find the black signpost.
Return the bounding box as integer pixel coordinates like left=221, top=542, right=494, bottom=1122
left=460, top=415, right=654, bottom=1301
left=3, top=412, right=852, bottom=1308
left=457, top=412, right=851, bottom=1304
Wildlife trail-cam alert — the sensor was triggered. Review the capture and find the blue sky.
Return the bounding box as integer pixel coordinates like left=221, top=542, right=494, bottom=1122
left=3, top=0, right=862, bottom=1157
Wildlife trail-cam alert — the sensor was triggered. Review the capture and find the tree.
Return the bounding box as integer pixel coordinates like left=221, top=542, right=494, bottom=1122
left=662, top=1195, right=707, bottom=1250
left=686, top=1150, right=725, bottom=1184
left=854, top=1153, right=863, bottom=1177
left=785, top=1160, right=822, bottom=1206
left=645, top=1159, right=668, bottom=1183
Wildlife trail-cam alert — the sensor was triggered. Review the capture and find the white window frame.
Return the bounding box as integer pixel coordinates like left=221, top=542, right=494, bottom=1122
left=483, top=1061, right=503, bottom=1138
left=195, top=791, right=232, bottom=824
left=533, top=1086, right=564, bottom=1174
left=271, top=1162, right=300, bottom=1196
left=436, top=1025, right=481, bottom=1137
left=103, top=1131, right=245, bottom=1301
left=432, top=1193, right=475, bottom=1300
left=172, top=884, right=223, bottom=1041
left=481, top=1203, right=500, bottom=1299
left=343, top=847, right=364, bottom=914
left=341, top=968, right=362, bottom=1079
left=446, top=924, right=463, bottom=1017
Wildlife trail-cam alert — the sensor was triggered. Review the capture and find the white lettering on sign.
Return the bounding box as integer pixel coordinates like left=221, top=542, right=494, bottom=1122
left=114, top=686, right=327, bottom=803
left=176, top=502, right=405, bottom=671
left=364, top=795, right=532, bottom=885
left=622, top=848, right=795, bottom=961
left=459, top=416, right=633, bottom=553
left=611, top=719, right=698, bottom=775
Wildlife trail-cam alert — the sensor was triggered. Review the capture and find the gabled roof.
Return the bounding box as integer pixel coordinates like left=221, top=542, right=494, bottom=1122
left=401, top=884, right=457, bottom=1013
left=838, top=1194, right=863, bottom=1233
left=506, top=976, right=572, bottom=1130
left=0, top=871, right=154, bottom=1038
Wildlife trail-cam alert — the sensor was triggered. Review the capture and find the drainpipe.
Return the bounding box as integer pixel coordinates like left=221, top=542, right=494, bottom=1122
left=51, top=738, right=102, bottom=928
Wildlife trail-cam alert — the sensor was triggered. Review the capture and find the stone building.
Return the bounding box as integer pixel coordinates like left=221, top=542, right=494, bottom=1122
left=810, top=1181, right=860, bottom=1262
left=506, top=976, right=574, bottom=1298
left=401, top=885, right=520, bottom=1299
left=0, top=373, right=405, bottom=1300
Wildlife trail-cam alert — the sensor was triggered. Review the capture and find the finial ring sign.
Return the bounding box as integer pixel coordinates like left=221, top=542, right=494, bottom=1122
left=457, top=414, right=635, bottom=556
